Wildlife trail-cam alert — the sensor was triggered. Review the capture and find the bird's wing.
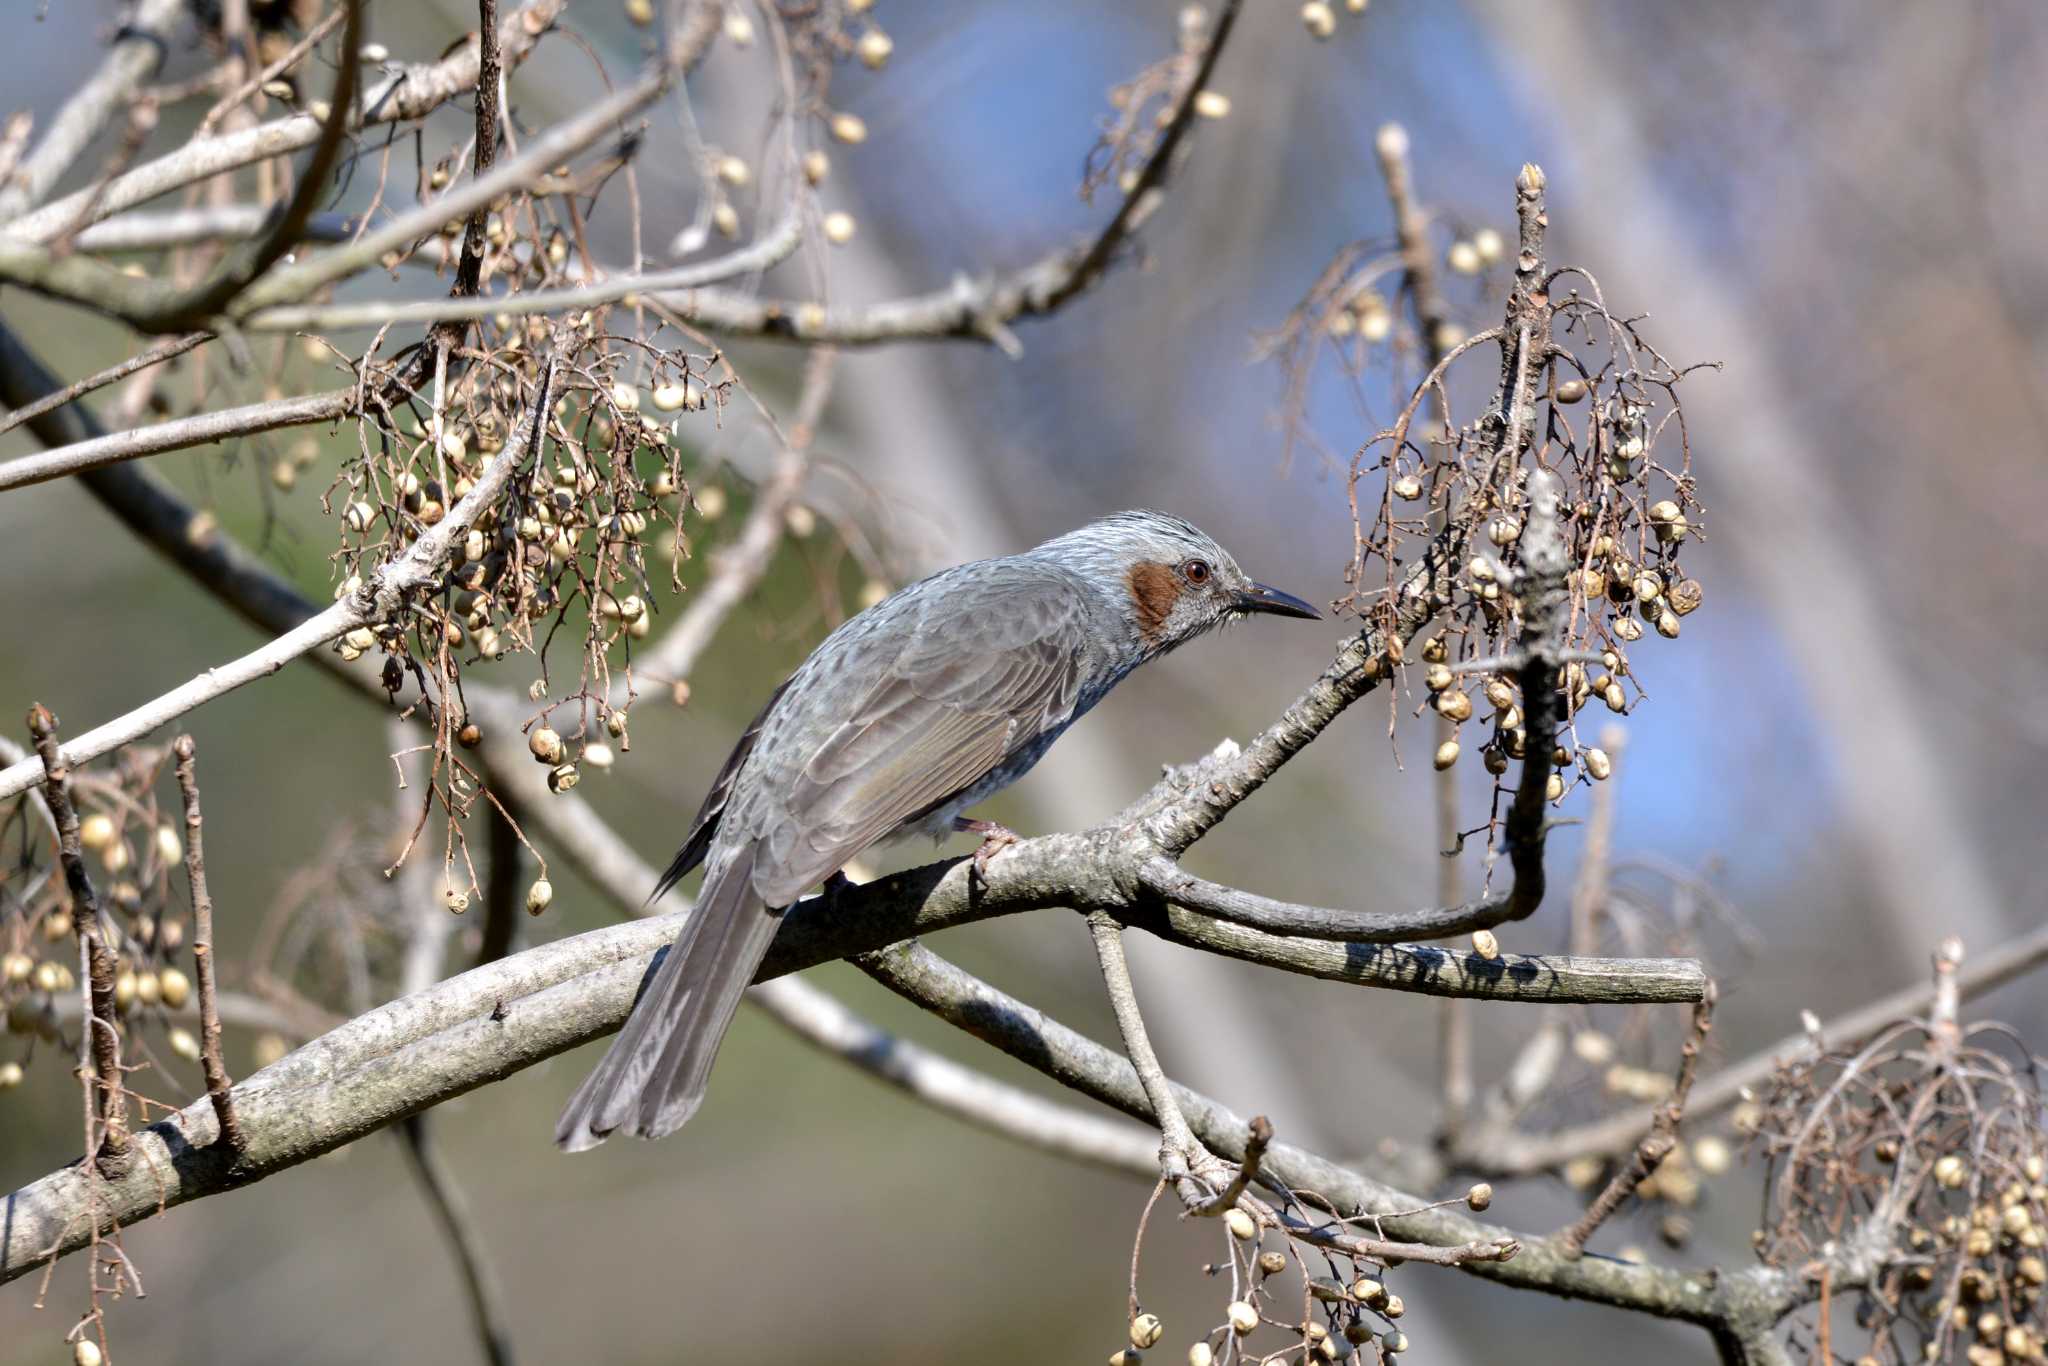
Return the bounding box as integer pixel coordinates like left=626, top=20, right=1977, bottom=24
left=746, top=567, right=1097, bottom=906
left=650, top=676, right=794, bottom=903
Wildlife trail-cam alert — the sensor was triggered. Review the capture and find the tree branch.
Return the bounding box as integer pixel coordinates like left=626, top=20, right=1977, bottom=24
left=0, top=331, right=209, bottom=442
left=0, top=0, right=186, bottom=223
left=0, top=362, right=556, bottom=802
left=2, top=1, right=569, bottom=245
left=856, top=941, right=1798, bottom=1344
left=0, top=388, right=352, bottom=493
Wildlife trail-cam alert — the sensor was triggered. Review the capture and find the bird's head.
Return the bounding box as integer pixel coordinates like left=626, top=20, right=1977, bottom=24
left=1036, top=510, right=1320, bottom=653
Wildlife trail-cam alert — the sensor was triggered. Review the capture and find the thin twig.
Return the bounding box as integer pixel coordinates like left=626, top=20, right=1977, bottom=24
left=0, top=332, right=210, bottom=441
left=397, top=1116, right=517, bottom=1366
left=0, top=388, right=353, bottom=493
left=1086, top=911, right=1228, bottom=1207
left=642, top=345, right=837, bottom=681
left=26, top=705, right=130, bottom=1175
left=1556, top=983, right=1716, bottom=1257
left=171, top=734, right=243, bottom=1154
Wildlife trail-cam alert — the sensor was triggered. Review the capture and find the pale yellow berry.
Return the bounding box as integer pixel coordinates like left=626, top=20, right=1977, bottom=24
left=79, top=812, right=115, bottom=850
left=1225, top=1208, right=1257, bottom=1240
left=624, top=0, right=653, bottom=25
left=1446, top=241, right=1482, bottom=275
left=583, top=742, right=615, bottom=770
left=526, top=879, right=554, bottom=915
left=1301, top=1, right=1336, bottom=38
left=1472, top=227, right=1505, bottom=264
left=1466, top=1181, right=1493, bottom=1211
left=158, top=967, right=191, bottom=1009
left=0, top=1060, right=23, bottom=1089
left=529, top=726, right=565, bottom=764
left=1226, top=1301, right=1259, bottom=1335
left=1470, top=929, right=1499, bottom=960
left=73, top=1339, right=103, bottom=1366
left=823, top=211, right=857, bottom=245
left=723, top=11, right=754, bottom=45
left=856, top=29, right=893, bottom=68
left=1392, top=473, right=1422, bottom=500
left=1130, top=1314, right=1165, bottom=1350
left=1192, top=90, right=1231, bottom=120
left=168, top=1026, right=201, bottom=1061
left=829, top=112, right=868, bottom=145
left=1187, top=1346, right=1214, bottom=1366
left=1583, top=747, right=1611, bottom=780
left=1433, top=739, right=1460, bottom=771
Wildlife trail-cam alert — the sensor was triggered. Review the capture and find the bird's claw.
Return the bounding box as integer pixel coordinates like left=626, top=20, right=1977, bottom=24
left=954, top=816, right=1021, bottom=887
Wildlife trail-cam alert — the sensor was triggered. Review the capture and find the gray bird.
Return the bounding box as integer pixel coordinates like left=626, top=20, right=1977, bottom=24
left=556, top=510, right=1318, bottom=1150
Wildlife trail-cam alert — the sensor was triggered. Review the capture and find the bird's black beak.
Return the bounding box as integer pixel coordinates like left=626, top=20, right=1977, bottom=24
left=1234, top=582, right=1321, bottom=621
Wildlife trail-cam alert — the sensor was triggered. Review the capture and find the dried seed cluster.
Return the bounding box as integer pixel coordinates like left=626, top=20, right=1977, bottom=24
left=1124, top=1192, right=1429, bottom=1366
left=1745, top=953, right=2048, bottom=1365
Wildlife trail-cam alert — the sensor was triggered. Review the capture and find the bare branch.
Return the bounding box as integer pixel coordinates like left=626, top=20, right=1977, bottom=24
left=0, top=362, right=557, bottom=802
left=3, top=1, right=569, bottom=244
left=0, top=331, right=209, bottom=441
left=0, top=0, right=186, bottom=222
left=858, top=941, right=1797, bottom=1340
left=26, top=705, right=130, bottom=1174
left=1555, top=985, right=1715, bottom=1257
left=0, top=388, right=352, bottom=493
left=756, top=976, right=1160, bottom=1178
left=172, top=734, right=244, bottom=1155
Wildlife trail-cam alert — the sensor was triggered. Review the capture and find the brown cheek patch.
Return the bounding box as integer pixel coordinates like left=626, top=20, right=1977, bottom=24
left=1126, top=562, right=1182, bottom=645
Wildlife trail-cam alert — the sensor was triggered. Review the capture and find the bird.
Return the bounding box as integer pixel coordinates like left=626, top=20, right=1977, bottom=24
left=555, top=509, right=1319, bottom=1150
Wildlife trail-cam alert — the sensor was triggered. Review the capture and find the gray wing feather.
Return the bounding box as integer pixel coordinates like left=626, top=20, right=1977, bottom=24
left=748, top=572, right=1095, bottom=905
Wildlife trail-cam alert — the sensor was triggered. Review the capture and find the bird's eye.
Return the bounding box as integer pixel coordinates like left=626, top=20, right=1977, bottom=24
left=1181, top=558, right=1212, bottom=585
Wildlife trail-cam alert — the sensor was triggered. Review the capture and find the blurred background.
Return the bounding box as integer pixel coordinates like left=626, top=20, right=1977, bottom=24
left=4, top=1, right=2047, bottom=1362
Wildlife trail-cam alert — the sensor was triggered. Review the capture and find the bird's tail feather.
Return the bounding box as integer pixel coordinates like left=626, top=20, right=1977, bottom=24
left=554, top=846, right=780, bottom=1151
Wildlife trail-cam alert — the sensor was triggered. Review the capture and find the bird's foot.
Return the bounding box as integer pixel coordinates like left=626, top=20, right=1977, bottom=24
left=953, top=816, right=1022, bottom=885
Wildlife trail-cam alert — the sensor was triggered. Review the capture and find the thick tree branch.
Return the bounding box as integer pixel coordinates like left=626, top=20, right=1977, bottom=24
left=856, top=942, right=1799, bottom=1347
left=0, top=790, right=1702, bottom=1291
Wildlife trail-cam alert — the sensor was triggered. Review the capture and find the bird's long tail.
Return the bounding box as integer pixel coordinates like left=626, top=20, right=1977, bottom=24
left=554, top=846, right=781, bottom=1151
